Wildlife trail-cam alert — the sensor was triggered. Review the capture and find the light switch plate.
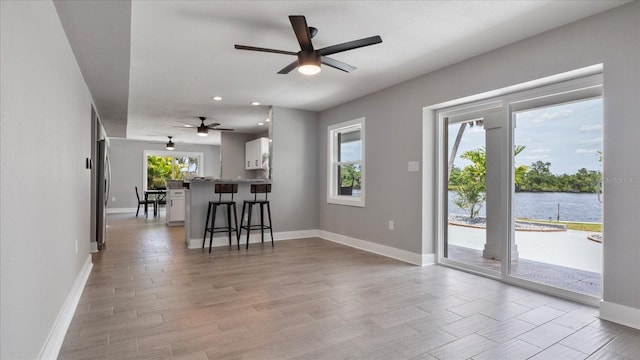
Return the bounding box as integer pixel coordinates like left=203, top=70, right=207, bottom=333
left=408, top=161, right=420, bottom=172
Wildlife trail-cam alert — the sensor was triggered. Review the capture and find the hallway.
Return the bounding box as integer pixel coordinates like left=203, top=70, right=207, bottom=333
left=59, top=214, right=639, bottom=359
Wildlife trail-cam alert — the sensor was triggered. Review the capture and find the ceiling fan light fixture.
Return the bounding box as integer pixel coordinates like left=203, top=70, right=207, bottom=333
left=297, top=52, right=321, bottom=75
left=197, top=126, right=208, bottom=136
left=166, top=136, right=175, bottom=150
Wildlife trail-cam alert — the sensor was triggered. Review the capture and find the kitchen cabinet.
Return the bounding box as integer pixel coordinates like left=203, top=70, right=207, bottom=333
left=245, top=137, right=269, bottom=170
left=166, top=188, right=185, bottom=226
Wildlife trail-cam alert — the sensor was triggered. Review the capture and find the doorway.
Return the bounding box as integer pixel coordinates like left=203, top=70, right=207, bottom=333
left=437, top=74, right=603, bottom=303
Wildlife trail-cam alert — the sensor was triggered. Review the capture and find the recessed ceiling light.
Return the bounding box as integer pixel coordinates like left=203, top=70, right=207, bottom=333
left=211, top=96, right=222, bottom=101
left=250, top=101, right=260, bottom=106
left=265, top=118, right=270, bottom=122
left=258, top=122, right=264, bottom=126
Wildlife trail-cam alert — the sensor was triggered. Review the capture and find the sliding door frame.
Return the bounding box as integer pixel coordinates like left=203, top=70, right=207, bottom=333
left=435, top=73, right=603, bottom=306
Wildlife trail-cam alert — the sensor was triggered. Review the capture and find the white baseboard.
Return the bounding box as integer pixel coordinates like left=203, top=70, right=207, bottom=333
left=187, top=229, right=318, bottom=249
left=422, top=253, right=437, bottom=266
left=38, top=255, right=93, bottom=359
left=187, top=228, right=434, bottom=267
left=317, top=230, right=431, bottom=266
left=599, top=300, right=640, bottom=330
left=90, top=241, right=98, bottom=253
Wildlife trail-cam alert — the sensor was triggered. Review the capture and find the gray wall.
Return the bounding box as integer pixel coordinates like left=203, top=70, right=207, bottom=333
left=0, top=1, right=93, bottom=358
left=220, top=132, right=257, bottom=180
left=107, top=138, right=220, bottom=209
left=319, top=3, right=640, bottom=311
left=272, top=107, right=320, bottom=231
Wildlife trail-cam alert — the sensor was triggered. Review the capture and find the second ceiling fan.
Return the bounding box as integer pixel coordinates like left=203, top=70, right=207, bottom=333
left=176, top=117, right=234, bottom=137
left=235, top=15, right=382, bottom=75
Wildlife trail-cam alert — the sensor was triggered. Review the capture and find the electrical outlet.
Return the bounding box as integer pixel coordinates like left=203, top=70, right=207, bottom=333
left=388, top=220, right=394, bottom=230
left=112, top=196, right=116, bottom=202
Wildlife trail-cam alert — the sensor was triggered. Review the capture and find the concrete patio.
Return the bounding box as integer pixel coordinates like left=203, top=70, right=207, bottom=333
left=447, top=225, right=602, bottom=296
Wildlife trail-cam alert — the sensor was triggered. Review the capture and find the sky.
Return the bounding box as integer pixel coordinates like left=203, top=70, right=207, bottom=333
left=449, top=98, right=603, bottom=175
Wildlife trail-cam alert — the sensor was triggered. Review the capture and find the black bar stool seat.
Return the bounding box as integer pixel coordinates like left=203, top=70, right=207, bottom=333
left=202, top=183, right=239, bottom=253
left=239, top=183, right=274, bottom=249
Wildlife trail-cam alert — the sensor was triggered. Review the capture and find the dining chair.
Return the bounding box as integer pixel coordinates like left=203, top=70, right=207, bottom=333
left=135, top=186, right=154, bottom=217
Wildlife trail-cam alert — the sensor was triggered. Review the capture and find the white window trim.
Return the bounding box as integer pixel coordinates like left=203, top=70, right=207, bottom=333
left=327, top=118, right=365, bottom=207
left=142, top=150, right=204, bottom=190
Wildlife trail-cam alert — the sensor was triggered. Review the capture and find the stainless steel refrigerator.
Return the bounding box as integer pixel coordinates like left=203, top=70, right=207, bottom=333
left=96, top=139, right=111, bottom=250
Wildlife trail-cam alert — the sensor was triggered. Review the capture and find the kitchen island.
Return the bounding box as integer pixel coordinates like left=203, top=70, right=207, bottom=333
left=184, top=179, right=271, bottom=249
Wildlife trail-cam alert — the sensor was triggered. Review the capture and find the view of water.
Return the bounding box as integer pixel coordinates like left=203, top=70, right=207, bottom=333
left=448, top=191, right=603, bottom=222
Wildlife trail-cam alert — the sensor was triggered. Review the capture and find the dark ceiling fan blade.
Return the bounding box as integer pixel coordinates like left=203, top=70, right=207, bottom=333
left=205, top=122, right=221, bottom=128
left=278, top=60, right=299, bottom=74
left=318, top=35, right=382, bottom=56
left=321, top=56, right=356, bottom=73
left=289, top=15, right=313, bottom=51
left=234, top=44, right=297, bottom=56
left=212, top=127, right=234, bottom=132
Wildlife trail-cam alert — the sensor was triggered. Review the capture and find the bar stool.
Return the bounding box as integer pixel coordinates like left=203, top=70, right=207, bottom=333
left=239, top=183, right=273, bottom=249
left=202, top=183, right=239, bottom=253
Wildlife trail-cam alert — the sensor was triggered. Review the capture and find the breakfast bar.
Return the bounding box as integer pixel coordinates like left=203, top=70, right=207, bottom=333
left=183, top=179, right=271, bottom=249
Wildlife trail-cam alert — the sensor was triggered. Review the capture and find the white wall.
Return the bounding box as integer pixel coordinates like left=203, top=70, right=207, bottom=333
left=319, top=2, right=640, bottom=315
left=1, top=1, right=93, bottom=358
left=107, top=138, right=220, bottom=209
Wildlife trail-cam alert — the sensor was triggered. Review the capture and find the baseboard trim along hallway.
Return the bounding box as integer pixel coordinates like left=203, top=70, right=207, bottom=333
left=39, top=255, right=93, bottom=360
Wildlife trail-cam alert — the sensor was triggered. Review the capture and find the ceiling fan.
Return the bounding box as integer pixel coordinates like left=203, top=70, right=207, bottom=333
left=235, top=15, right=382, bottom=75
left=175, top=116, right=234, bottom=136
left=165, top=136, right=175, bottom=150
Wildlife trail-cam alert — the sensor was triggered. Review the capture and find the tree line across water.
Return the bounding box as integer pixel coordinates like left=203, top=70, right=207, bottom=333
left=450, top=159, right=602, bottom=193
left=448, top=146, right=602, bottom=219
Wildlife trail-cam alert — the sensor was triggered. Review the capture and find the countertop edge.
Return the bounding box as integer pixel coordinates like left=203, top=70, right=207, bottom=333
left=186, top=179, right=271, bottom=184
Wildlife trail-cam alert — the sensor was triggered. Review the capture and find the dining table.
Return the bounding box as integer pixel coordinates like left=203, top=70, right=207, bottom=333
left=144, top=189, right=167, bottom=217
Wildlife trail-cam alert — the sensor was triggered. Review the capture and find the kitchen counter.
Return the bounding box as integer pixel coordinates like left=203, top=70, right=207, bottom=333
left=183, top=179, right=271, bottom=249
left=186, top=178, right=271, bottom=184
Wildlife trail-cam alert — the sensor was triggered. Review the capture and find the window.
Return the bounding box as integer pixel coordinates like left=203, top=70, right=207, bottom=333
left=143, top=150, right=203, bottom=190
left=327, top=118, right=365, bottom=207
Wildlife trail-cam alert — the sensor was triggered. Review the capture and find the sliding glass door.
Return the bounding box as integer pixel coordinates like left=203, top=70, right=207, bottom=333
left=509, top=98, right=603, bottom=297
left=443, top=105, right=498, bottom=274
left=438, top=75, right=603, bottom=301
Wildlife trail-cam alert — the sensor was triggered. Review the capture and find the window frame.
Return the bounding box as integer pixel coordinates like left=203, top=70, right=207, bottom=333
left=143, top=150, right=204, bottom=190
left=327, top=118, right=366, bottom=207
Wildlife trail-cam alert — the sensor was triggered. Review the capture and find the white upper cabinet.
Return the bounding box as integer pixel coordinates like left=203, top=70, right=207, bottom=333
left=245, top=137, right=269, bottom=170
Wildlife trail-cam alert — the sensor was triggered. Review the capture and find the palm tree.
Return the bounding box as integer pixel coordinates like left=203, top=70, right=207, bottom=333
left=452, top=145, right=527, bottom=218
left=448, top=122, right=467, bottom=180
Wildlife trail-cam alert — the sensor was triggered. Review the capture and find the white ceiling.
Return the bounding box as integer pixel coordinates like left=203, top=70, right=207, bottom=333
left=56, top=1, right=628, bottom=146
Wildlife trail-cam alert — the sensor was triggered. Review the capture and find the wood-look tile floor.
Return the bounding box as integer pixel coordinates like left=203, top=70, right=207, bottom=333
left=59, top=213, right=640, bottom=359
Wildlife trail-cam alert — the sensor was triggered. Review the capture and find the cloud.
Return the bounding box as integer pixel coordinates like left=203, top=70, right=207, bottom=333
left=575, top=148, right=599, bottom=154
left=529, top=148, right=551, bottom=153
left=520, top=154, right=551, bottom=161
left=579, top=124, right=603, bottom=132
left=530, top=109, right=574, bottom=123
left=580, top=136, right=602, bottom=144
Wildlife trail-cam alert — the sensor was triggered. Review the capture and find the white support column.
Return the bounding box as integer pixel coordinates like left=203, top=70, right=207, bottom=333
left=482, top=108, right=518, bottom=261
left=483, top=110, right=503, bottom=260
